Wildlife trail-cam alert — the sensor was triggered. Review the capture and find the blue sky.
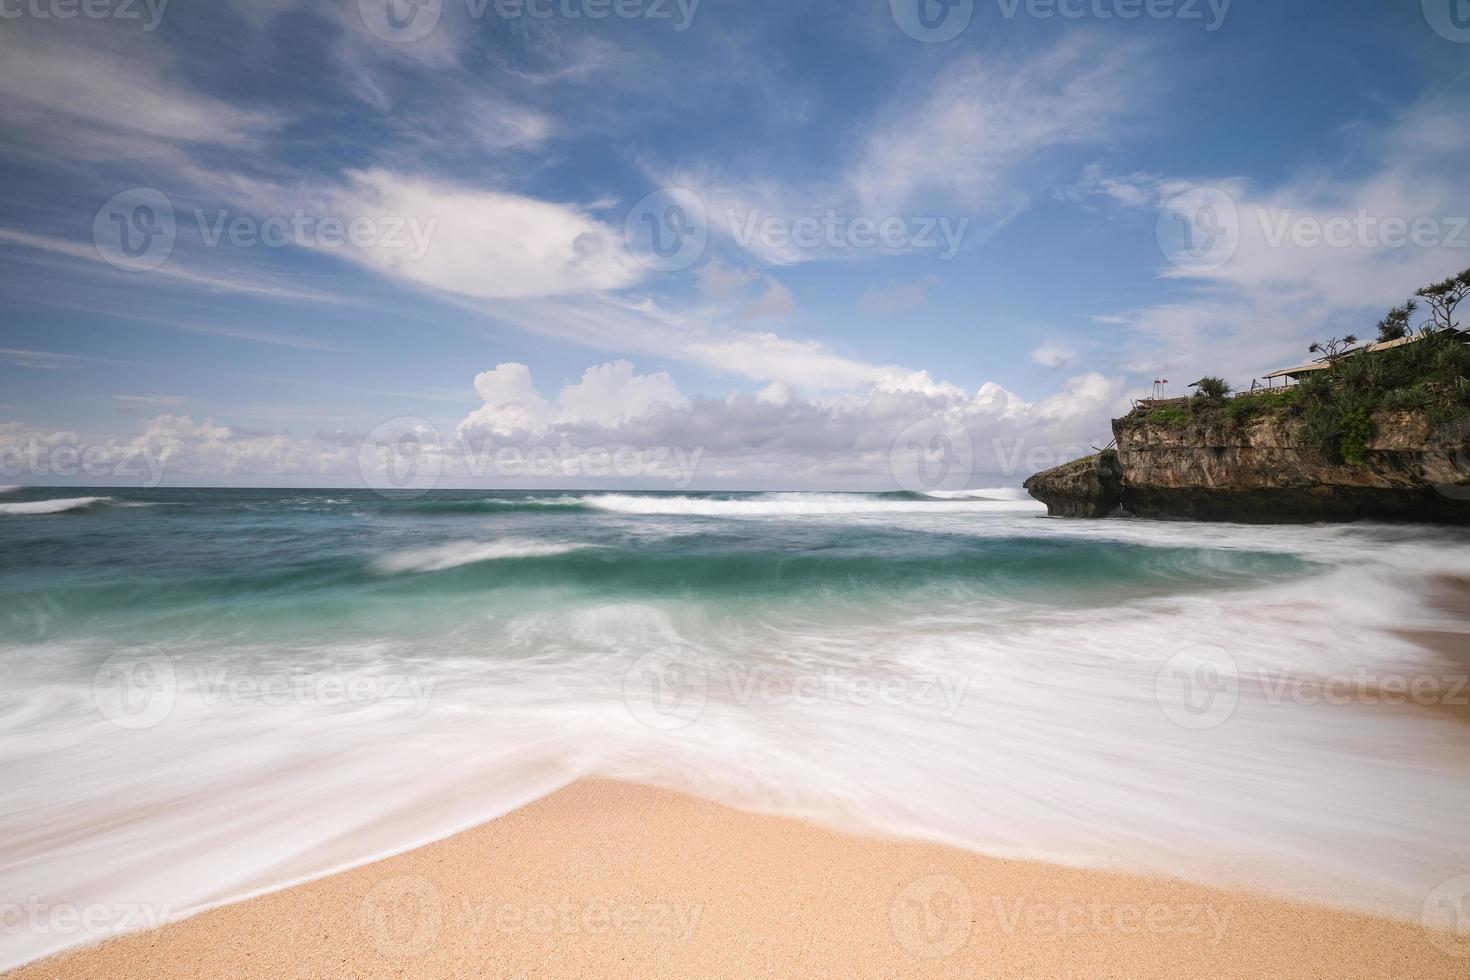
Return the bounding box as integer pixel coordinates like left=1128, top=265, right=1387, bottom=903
left=1, top=0, right=1467, bottom=489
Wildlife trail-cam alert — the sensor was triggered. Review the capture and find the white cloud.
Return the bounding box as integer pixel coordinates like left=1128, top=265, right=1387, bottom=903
left=664, top=37, right=1149, bottom=266
left=325, top=170, right=647, bottom=300
left=1074, top=94, right=1470, bottom=387
left=5, top=358, right=1129, bottom=489
left=1031, top=343, right=1077, bottom=369
left=0, top=347, right=92, bottom=370
left=114, top=394, right=186, bottom=408
left=459, top=360, right=686, bottom=438
left=681, top=332, right=895, bottom=389
left=851, top=40, right=1147, bottom=216
left=0, top=26, right=279, bottom=161
left=1057, top=165, right=1161, bottom=209
left=461, top=364, right=554, bottom=436
left=0, top=230, right=343, bottom=305
left=552, top=360, right=688, bottom=428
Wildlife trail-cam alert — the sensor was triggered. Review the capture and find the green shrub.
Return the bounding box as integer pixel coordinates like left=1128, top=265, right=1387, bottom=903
left=1338, top=409, right=1374, bottom=466
left=1193, top=376, right=1232, bottom=399
left=1227, top=389, right=1296, bottom=427
left=1150, top=406, right=1190, bottom=427
left=1274, top=292, right=1470, bottom=462
left=1381, top=386, right=1433, bottom=412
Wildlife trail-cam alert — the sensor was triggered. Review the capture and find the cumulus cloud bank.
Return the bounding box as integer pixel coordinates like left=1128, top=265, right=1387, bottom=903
left=3, top=362, right=1126, bottom=490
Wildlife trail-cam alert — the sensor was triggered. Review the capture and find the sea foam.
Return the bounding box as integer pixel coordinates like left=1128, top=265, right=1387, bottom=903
left=0, top=496, right=112, bottom=516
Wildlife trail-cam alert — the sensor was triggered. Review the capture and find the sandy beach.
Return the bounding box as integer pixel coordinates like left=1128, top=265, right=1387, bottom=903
left=11, top=779, right=1464, bottom=979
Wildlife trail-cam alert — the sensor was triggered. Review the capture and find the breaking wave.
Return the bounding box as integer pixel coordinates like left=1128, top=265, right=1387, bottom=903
left=374, top=539, right=593, bottom=574
left=582, top=492, right=1044, bottom=517
left=0, top=496, right=114, bottom=516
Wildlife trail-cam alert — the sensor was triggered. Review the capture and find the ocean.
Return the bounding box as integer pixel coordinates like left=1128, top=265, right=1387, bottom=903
left=3, top=486, right=1470, bottom=968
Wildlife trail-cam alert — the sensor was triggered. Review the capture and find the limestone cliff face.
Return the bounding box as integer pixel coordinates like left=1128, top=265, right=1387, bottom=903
left=1025, top=408, right=1470, bottom=524
left=1022, top=452, right=1123, bottom=518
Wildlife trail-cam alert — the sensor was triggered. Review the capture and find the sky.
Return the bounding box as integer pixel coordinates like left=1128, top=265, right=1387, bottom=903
left=1, top=0, right=1468, bottom=490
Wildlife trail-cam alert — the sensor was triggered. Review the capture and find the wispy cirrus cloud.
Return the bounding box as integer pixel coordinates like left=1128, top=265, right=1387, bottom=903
left=661, top=36, right=1152, bottom=265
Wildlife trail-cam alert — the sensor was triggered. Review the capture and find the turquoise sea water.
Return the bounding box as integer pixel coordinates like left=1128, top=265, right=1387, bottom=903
left=3, top=486, right=1470, bottom=968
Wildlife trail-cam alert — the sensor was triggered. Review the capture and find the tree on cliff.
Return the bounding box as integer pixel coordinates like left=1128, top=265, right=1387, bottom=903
left=1191, top=377, right=1231, bottom=399
left=1309, top=336, right=1358, bottom=359
left=1375, top=301, right=1416, bottom=343
left=1416, top=267, right=1470, bottom=333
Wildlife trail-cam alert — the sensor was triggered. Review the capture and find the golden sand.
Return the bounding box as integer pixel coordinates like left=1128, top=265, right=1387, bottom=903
left=12, top=780, right=1465, bottom=979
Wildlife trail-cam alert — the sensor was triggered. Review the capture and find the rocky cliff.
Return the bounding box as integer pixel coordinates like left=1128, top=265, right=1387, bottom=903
left=1025, top=406, right=1470, bottom=524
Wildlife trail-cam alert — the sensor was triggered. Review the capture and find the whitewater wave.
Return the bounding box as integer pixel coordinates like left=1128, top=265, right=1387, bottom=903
left=0, top=496, right=113, bottom=516
left=374, top=538, right=592, bottom=574
left=402, top=496, right=590, bottom=515
left=583, top=492, right=1044, bottom=517
left=0, top=486, right=20, bottom=495
left=920, top=487, right=1030, bottom=501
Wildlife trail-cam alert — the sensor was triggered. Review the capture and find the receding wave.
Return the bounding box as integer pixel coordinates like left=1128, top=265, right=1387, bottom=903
left=374, top=538, right=593, bottom=574
left=582, top=492, right=1044, bottom=517
left=0, top=496, right=114, bottom=516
